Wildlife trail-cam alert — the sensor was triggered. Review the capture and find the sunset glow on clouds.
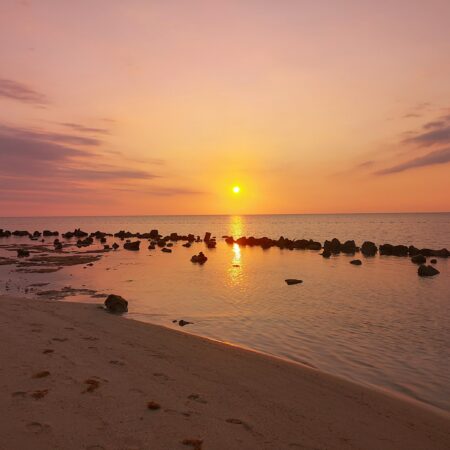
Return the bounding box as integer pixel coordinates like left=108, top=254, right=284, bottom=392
left=0, top=0, right=449, bottom=215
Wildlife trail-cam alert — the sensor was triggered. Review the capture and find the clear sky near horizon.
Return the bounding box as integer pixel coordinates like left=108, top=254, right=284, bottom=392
left=0, top=0, right=449, bottom=216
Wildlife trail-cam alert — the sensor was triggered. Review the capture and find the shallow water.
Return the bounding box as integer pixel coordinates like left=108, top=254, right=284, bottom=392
left=0, top=213, right=449, bottom=411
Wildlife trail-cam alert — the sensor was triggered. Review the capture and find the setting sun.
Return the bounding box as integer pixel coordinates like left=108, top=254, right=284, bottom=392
left=232, top=186, right=241, bottom=194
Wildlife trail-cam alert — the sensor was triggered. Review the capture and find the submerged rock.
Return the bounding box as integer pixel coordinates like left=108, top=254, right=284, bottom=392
left=104, top=294, right=128, bottom=313
left=321, top=249, right=331, bottom=258
left=285, top=279, right=303, bottom=285
left=178, top=319, right=193, bottom=327
left=161, top=247, right=172, bottom=253
left=418, top=265, right=440, bottom=277
left=350, top=259, right=362, bottom=265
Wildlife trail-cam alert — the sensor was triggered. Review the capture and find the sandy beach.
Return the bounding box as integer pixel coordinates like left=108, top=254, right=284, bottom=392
left=0, top=295, right=449, bottom=450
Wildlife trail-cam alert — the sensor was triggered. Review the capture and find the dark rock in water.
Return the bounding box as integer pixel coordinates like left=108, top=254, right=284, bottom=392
left=285, top=279, right=303, bottom=285
left=172, top=319, right=178, bottom=323
left=225, top=236, right=235, bottom=245
left=148, top=243, right=156, bottom=250
left=182, top=242, right=191, bottom=248
left=33, top=231, right=41, bottom=237
left=350, top=259, right=362, bottom=265
left=0, top=229, right=12, bottom=238
left=207, top=239, right=216, bottom=248
left=379, top=244, right=408, bottom=256
left=321, top=249, right=331, bottom=258
left=411, top=254, right=426, bottom=265
left=13, top=230, right=30, bottom=237
left=161, top=247, right=172, bottom=253
left=361, top=241, right=377, bottom=256
left=124, top=241, right=140, bottom=251
left=204, top=232, right=212, bottom=243
left=166, top=242, right=173, bottom=247
left=112, top=242, right=119, bottom=250
left=17, top=249, right=30, bottom=257
left=341, top=240, right=357, bottom=254
left=157, top=240, right=166, bottom=247
left=418, top=265, right=440, bottom=277
left=103, top=244, right=110, bottom=250
left=191, top=252, right=207, bottom=264
left=178, top=320, right=193, bottom=327
left=408, top=245, right=420, bottom=256
left=104, top=294, right=128, bottom=313
left=430, top=259, right=437, bottom=264
left=100, top=237, right=107, bottom=244
left=43, top=230, right=59, bottom=237
left=307, top=241, right=322, bottom=251
left=77, top=237, right=93, bottom=247
left=149, top=229, right=159, bottom=239
left=54, top=241, right=63, bottom=250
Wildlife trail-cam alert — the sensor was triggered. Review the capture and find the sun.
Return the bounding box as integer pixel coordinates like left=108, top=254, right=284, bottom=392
left=232, top=186, right=241, bottom=194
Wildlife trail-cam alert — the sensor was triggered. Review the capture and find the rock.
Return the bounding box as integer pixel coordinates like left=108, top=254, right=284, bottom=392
left=103, top=244, right=110, bottom=250
left=104, top=294, right=128, bottom=313
left=350, top=259, right=362, bottom=265
left=321, top=249, right=331, bottom=258
left=430, top=259, right=437, bottom=264
left=149, top=229, right=159, bottom=239
left=207, top=239, right=216, bottom=248
left=182, top=242, right=191, bottom=248
left=178, top=320, right=193, bottom=327
left=379, top=244, right=409, bottom=256
left=191, top=252, right=207, bottom=264
left=13, top=230, right=30, bottom=237
left=341, top=240, right=357, bottom=254
left=17, top=249, right=30, bottom=257
left=148, top=243, right=156, bottom=250
left=204, top=232, right=212, bottom=243
left=124, top=241, right=140, bottom=251
left=161, top=247, right=172, bottom=253
left=418, top=265, right=440, bottom=277
left=307, top=241, right=322, bottom=251
left=411, top=254, right=426, bottom=265
left=285, top=279, right=303, bottom=285
left=112, top=242, right=119, bottom=250
left=361, top=241, right=377, bottom=256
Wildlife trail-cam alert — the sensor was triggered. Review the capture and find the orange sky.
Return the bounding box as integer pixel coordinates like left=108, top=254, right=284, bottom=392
left=0, top=0, right=449, bottom=216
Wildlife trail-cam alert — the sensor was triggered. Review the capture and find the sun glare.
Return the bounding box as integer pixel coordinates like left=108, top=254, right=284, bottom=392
left=232, top=186, right=241, bottom=194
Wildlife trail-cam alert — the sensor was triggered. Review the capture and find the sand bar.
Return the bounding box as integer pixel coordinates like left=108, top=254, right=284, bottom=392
left=0, top=295, right=449, bottom=450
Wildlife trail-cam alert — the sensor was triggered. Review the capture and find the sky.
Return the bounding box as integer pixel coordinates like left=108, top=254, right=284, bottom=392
left=0, top=0, right=449, bottom=216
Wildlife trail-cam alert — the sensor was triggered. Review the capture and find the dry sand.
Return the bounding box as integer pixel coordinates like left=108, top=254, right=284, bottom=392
left=0, top=295, right=449, bottom=450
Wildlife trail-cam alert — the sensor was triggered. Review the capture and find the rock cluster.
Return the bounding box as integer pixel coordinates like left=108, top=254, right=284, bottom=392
left=191, top=252, right=208, bottom=264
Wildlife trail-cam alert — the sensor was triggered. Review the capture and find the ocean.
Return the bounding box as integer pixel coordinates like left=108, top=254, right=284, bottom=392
left=0, top=213, right=449, bottom=411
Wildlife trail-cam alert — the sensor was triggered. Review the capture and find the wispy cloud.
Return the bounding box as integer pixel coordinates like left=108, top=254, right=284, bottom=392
left=375, top=147, right=450, bottom=175
left=60, top=122, right=110, bottom=135
left=0, top=78, right=48, bottom=106
left=376, top=111, right=450, bottom=175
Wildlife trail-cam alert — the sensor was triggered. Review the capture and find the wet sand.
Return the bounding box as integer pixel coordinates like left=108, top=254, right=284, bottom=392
left=0, top=295, right=449, bottom=450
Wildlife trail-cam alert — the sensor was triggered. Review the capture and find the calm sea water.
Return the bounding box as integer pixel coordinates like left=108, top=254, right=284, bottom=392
left=0, top=213, right=449, bottom=411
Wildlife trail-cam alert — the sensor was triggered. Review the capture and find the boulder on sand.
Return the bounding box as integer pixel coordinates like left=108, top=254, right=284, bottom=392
left=124, top=241, right=140, bottom=251
left=104, top=294, right=128, bottom=313
left=285, top=279, right=303, bottom=285
left=418, top=265, right=440, bottom=277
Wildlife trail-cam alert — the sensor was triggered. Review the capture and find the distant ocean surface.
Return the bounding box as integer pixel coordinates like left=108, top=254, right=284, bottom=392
left=2, top=212, right=450, bottom=248
left=1, top=213, right=449, bottom=411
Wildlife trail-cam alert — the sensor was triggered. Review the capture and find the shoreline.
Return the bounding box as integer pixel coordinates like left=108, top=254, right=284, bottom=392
left=1, top=295, right=449, bottom=449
